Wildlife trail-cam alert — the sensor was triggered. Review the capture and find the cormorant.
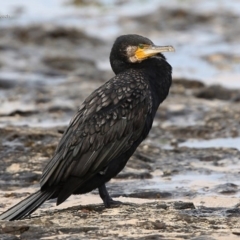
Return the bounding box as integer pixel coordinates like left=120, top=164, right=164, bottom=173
left=0, top=34, right=174, bottom=221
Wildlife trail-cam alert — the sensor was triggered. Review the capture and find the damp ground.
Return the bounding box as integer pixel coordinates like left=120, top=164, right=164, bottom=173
left=0, top=1, right=240, bottom=239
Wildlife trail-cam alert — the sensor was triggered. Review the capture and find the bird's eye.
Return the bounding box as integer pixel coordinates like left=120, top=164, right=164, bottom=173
left=138, top=44, right=144, bottom=49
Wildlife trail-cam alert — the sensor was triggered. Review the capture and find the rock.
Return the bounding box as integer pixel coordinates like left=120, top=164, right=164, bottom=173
left=215, top=183, right=239, bottom=195
left=125, top=190, right=172, bottom=199
left=195, top=85, right=240, bottom=101
left=173, top=201, right=195, bottom=210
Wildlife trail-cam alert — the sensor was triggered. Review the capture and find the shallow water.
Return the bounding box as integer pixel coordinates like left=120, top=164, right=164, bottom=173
left=145, top=172, right=240, bottom=198
left=180, top=137, right=240, bottom=151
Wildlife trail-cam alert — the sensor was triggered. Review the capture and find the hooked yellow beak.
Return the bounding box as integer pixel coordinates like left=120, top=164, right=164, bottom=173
left=135, top=44, right=175, bottom=61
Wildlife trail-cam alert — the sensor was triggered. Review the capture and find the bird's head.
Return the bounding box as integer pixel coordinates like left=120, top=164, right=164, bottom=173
left=110, top=34, right=174, bottom=63
left=110, top=34, right=174, bottom=74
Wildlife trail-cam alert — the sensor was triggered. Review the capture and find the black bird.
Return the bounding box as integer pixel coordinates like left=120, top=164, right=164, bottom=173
left=0, top=34, right=174, bottom=221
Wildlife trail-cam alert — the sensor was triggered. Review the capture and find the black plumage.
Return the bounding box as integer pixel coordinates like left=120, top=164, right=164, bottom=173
left=0, top=34, right=174, bottom=221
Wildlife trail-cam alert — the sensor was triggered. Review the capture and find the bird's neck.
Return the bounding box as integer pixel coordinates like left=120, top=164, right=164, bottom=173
left=146, top=57, right=172, bottom=108
left=111, top=56, right=172, bottom=111
left=110, top=59, right=131, bottom=75
left=135, top=58, right=173, bottom=106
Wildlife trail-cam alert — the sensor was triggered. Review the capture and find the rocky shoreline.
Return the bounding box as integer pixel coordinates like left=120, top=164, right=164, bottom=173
left=1, top=4, right=240, bottom=238
left=0, top=77, right=240, bottom=239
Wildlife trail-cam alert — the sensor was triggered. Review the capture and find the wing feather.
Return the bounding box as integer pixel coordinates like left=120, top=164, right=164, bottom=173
left=40, top=72, right=151, bottom=189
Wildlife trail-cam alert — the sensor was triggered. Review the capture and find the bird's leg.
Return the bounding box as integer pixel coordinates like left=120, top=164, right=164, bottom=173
left=98, top=184, right=122, bottom=208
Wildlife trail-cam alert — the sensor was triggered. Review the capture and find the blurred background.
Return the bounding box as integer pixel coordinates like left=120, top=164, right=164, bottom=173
left=1, top=2, right=240, bottom=234
left=0, top=0, right=240, bottom=127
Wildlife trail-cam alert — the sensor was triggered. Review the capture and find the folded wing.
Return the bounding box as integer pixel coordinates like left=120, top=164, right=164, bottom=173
left=40, top=73, right=151, bottom=203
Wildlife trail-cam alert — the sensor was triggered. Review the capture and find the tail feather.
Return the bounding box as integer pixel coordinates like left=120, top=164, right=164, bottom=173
left=0, top=190, right=54, bottom=221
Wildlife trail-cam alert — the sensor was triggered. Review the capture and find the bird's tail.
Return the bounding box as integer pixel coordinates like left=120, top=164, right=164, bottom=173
left=0, top=190, right=54, bottom=221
